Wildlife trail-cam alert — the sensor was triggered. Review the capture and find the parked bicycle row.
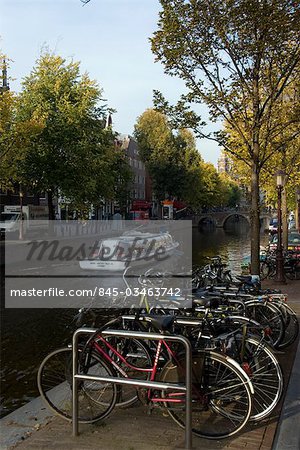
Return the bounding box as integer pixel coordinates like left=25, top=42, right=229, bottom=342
left=37, top=258, right=299, bottom=440
left=240, top=231, right=300, bottom=280
left=259, top=247, right=300, bottom=280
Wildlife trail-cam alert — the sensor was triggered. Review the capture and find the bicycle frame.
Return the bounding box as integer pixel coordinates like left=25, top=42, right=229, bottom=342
left=86, top=332, right=185, bottom=404
left=72, top=328, right=193, bottom=449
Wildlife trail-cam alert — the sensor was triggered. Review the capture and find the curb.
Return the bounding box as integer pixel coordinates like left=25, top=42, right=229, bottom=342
left=0, top=396, right=54, bottom=450
left=272, top=336, right=300, bottom=450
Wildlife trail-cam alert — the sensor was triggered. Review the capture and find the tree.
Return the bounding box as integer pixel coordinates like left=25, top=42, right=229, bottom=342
left=16, top=52, right=125, bottom=218
left=151, top=0, right=300, bottom=274
left=225, top=72, right=300, bottom=248
left=134, top=108, right=201, bottom=202
left=0, top=55, right=45, bottom=192
left=218, top=173, right=242, bottom=208
left=0, top=88, right=18, bottom=188
left=134, top=108, right=212, bottom=207
left=135, top=108, right=240, bottom=211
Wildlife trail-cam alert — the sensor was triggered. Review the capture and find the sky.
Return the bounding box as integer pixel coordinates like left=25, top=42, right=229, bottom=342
left=1, top=0, right=221, bottom=166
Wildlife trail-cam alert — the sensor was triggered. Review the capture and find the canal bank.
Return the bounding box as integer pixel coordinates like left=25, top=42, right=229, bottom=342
left=0, top=279, right=299, bottom=450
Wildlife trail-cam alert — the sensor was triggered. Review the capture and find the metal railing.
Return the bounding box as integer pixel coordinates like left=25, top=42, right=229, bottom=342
left=72, top=328, right=193, bottom=450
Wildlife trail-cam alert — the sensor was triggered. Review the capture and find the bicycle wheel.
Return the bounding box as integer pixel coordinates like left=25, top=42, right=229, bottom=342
left=284, top=266, right=297, bottom=280
left=225, top=315, right=264, bottom=334
left=160, top=351, right=253, bottom=439
left=244, top=301, right=284, bottom=348
left=102, top=337, right=152, bottom=408
left=37, top=347, right=118, bottom=423
left=236, top=337, right=283, bottom=421
left=284, top=266, right=300, bottom=280
left=272, top=302, right=299, bottom=349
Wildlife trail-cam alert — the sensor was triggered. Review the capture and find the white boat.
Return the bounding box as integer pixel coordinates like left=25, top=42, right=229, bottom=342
left=79, top=231, right=179, bottom=271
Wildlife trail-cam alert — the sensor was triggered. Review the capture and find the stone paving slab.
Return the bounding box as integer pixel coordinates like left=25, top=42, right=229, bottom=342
left=1, top=280, right=299, bottom=450
left=0, top=395, right=53, bottom=450
left=4, top=405, right=282, bottom=450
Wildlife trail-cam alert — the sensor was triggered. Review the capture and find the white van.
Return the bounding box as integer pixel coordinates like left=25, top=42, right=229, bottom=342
left=0, top=205, right=49, bottom=236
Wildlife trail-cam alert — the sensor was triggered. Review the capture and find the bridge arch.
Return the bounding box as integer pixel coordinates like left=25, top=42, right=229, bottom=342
left=221, top=213, right=250, bottom=228
left=197, top=215, right=216, bottom=227
left=192, top=209, right=271, bottom=229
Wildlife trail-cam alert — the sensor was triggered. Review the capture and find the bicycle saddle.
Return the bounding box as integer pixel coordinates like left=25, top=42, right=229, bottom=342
left=193, top=297, right=220, bottom=308
left=142, top=314, right=175, bottom=332
left=235, top=275, right=253, bottom=283
left=192, top=288, right=212, bottom=296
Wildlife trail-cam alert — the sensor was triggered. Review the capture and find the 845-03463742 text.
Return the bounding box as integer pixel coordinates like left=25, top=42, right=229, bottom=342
left=9, top=286, right=183, bottom=298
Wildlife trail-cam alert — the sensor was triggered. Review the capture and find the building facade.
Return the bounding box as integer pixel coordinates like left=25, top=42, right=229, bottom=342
left=217, top=150, right=231, bottom=174
left=119, top=134, right=146, bottom=201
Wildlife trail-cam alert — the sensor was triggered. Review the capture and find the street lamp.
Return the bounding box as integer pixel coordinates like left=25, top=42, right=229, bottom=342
left=19, top=184, right=24, bottom=240
left=296, top=188, right=300, bottom=233
left=274, top=170, right=286, bottom=283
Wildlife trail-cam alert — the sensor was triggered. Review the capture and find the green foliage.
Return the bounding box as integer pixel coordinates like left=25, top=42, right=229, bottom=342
left=151, top=0, right=300, bottom=273
left=218, top=173, right=242, bottom=208
left=134, top=108, right=201, bottom=202
left=8, top=52, right=131, bottom=215
left=226, top=74, right=300, bottom=211
left=134, top=108, right=238, bottom=209
left=0, top=89, right=18, bottom=187
left=152, top=0, right=300, bottom=162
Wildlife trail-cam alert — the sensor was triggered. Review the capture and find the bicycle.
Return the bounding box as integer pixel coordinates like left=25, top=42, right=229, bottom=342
left=38, top=315, right=254, bottom=440
left=260, top=248, right=300, bottom=281
left=121, top=308, right=283, bottom=422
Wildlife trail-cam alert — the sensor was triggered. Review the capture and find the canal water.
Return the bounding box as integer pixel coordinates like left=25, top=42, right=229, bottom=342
left=0, top=221, right=268, bottom=418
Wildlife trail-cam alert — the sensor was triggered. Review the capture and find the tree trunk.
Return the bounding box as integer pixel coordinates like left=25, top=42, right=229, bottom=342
left=47, top=190, right=55, bottom=220
left=250, top=161, right=260, bottom=276
left=282, top=188, right=288, bottom=251
left=296, top=196, right=300, bottom=232
left=250, top=68, right=261, bottom=277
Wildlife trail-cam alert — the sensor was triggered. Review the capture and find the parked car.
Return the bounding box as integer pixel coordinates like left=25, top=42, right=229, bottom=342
left=269, top=232, right=300, bottom=254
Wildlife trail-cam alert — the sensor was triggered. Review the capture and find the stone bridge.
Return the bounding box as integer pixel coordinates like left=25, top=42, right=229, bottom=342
left=191, top=209, right=272, bottom=229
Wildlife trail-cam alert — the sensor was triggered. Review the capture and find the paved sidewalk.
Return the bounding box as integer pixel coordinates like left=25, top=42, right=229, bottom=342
left=1, top=280, right=299, bottom=450
left=0, top=400, right=282, bottom=450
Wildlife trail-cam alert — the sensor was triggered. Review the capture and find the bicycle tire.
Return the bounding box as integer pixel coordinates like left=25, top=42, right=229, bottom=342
left=101, top=336, right=152, bottom=408
left=272, top=302, right=299, bottom=349
left=221, top=315, right=275, bottom=347
left=190, top=320, right=282, bottom=421
left=285, top=267, right=297, bottom=280
left=244, top=301, right=284, bottom=348
left=160, top=351, right=253, bottom=439
left=234, top=336, right=283, bottom=421
left=37, top=346, right=118, bottom=423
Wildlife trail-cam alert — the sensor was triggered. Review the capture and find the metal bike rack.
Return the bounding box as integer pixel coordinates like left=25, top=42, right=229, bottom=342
left=72, top=327, right=193, bottom=450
